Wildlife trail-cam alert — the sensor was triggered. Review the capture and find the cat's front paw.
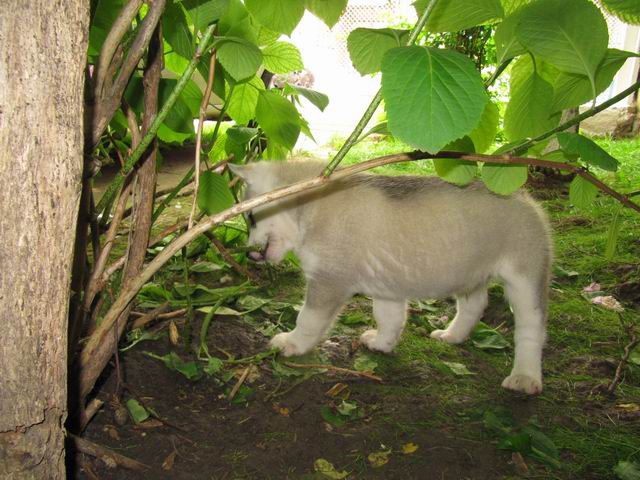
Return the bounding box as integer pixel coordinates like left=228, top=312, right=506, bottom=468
left=430, top=329, right=466, bottom=344
left=270, top=332, right=310, bottom=357
left=360, top=329, right=395, bottom=353
left=502, top=373, right=543, bottom=395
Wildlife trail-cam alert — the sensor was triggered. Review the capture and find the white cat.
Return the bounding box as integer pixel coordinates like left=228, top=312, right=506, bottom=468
left=230, top=160, right=553, bottom=394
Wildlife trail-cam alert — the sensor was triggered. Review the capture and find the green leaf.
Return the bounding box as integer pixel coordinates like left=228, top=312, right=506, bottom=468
left=216, top=37, right=263, bottom=82
left=183, top=0, right=230, bottom=31
left=314, top=458, right=349, bottom=479
left=227, top=126, right=259, bottom=144
left=482, top=163, right=528, bottom=195
left=556, top=132, right=619, bottom=171
left=125, top=399, right=150, bottom=424
left=525, top=426, right=561, bottom=469
left=256, top=91, right=301, bottom=150
left=381, top=46, right=487, bottom=153
left=218, top=0, right=257, bottom=43
left=145, top=351, right=203, bottom=380
left=516, top=0, right=608, bottom=95
left=442, top=361, right=475, bottom=376
left=614, top=461, right=640, bottom=480
left=204, top=357, right=224, bottom=375
left=320, top=406, right=347, bottom=427
left=347, top=28, right=408, bottom=76
left=434, top=137, right=477, bottom=186
left=471, top=322, right=510, bottom=350
left=305, top=0, right=347, bottom=28
left=163, top=1, right=194, bottom=59
left=224, top=134, right=246, bottom=163
left=569, top=176, right=598, bottom=208
left=336, top=400, right=359, bottom=417
left=415, top=0, right=504, bottom=32
left=340, top=311, right=370, bottom=326
left=601, top=0, right=640, bottom=25
left=500, top=0, right=533, bottom=16
left=494, top=8, right=527, bottom=64
left=284, top=84, right=330, bottom=111
left=504, top=58, right=558, bottom=141
left=226, top=76, right=265, bottom=125
left=469, top=101, right=499, bottom=153
left=552, top=49, right=639, bottom=112
left=245, top=0, right=305, bottom=36
left=353, top=354, right=378, bottom=373
left=262, top=41, right=304, bottom=74
left=256, top=25, right=282, bottom=46
left=197, top=171, right=235, bottom=215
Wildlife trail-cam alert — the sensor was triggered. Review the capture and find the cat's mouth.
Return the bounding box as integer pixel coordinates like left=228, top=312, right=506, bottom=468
left=248, top=240, right=269, bottom=262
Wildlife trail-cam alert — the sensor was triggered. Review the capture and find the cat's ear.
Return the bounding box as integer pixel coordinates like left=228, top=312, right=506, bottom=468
left=227, top=163, right=253, bottom=181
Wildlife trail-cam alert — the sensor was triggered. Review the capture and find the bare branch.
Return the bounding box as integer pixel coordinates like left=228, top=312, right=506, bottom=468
left=94, top=0, right=144, bottom=99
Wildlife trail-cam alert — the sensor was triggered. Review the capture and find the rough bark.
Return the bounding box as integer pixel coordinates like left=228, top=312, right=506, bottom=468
left=0, top=1, right=89, bottom=478
left=78, top=26, right=163, bottom=404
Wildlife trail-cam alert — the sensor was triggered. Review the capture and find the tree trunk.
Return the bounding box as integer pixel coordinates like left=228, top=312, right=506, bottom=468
left=0, top=1, right=89, bottom=478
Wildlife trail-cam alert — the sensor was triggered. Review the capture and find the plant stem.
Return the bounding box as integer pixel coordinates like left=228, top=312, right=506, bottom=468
left=484, top=59, right=511, bottom=88
left=95, top=23, right=217, bottom=216
left=182, top=246, right=193, bottom=350
left=510, top=78, right=640, bottom=155
left=322, top=0, right=440, bottom=176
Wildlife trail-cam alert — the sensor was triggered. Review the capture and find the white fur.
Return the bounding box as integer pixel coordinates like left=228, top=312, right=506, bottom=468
left=231, top=160, right=552, bottom=395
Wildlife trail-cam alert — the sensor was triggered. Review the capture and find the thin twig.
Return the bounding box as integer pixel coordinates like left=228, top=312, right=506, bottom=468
left=70, top=434, right=149, bottom=471
left=204, top=231, right=259, bottom=282
left=190, top=48, right=217, bottom=229
left=607, top=324, right=639, bottom=395
left=228, top=366, right=251, bottom=402
left=129, top=302, right=171, bottom=330
left=78, top=398, right=105, bottom=433
left=283, top=362, right=383, bottom=382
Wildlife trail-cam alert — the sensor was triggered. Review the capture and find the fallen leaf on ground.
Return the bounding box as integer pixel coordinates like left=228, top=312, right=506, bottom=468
left=136, top=418, right=164, bottom=429
left=162, top=451, right=176, bottom=471
left=442, top=361, right=475, bottom=376
left=368, top=450, right=391, bottom=468
left=402, top=443, right=419, bottom=454
left=512, top=451, right=529, bottom=475
left=582, top=282, right=601, bottom=293
left=617, top=404, right=640, bottom=412
left=314, top=458, right=348, bottom=479
left=591, top=295, right=624, bottom=312
left=169, top=321, right=180, bottom=345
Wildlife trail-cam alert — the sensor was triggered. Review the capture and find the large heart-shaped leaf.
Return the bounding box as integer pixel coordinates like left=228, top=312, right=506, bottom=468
left=225, top=76, right=265, bottom=125
left=262, top=41, right=304, bottom=74
left=381, top=46, right=487, bottom=153
left=504, top=57, right=558, bottom=141
left=216, top=37, right=263, bottom=82
left=516, top=0, right=608, bottom=96
left=183, top=0, right=230, bottom=32
left=245, top=0, right=305, bottom=36
left=256, top=91, right=301, bottom=150
left=601, top=0, right=640, bottom=25
left=347, top=28, right=408, bottom=75
left=556, top=132, right=619, bottom=172
left=482, top=163, right=528, bottom=195
left=414, top=0, right=504, bottom=32
left=500, top=0, right=533, bottom=16
left=494, top=8, right=527, bottom=64
left=469, top=101, right=499, bottom=153
left=435, top=137, right=477, bottom=186
left=197, top=171, right=235, bottom=215
left=569, top=176, right=598, bottom=208
left=305, top=0, right=347, bottom=28
left=552, top=49, right=639, bottom=112
left=163, top=1, right=194, bottom=59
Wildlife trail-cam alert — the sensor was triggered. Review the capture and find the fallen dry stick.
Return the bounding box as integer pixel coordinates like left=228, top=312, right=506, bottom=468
left=284, top=362, right=383, bottom=382
left=228, top=366, right=252, bottom=402
left=70, top=434, right=149, bottom=471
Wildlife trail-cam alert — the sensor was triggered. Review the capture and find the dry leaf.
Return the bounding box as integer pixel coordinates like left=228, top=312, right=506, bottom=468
left=368, top=450, right=391, bottom=468
left=104, top=425, right=120, bottom=441
left=617, top=403, right=640, bottom=412
left=512, top=452, right=529, bottom=475
left=591, top=295, right=624, bottom=312
left=136, top=418, right=164, bottom=429
left=325, top=383, right=348, bottom=398
left=401, top=443, right=419, bottom=454
left=314, top=458, right=348, bottom=479
left=162, top=450, right=176, bottom=471
left=168, top=321, right=180, bottom=346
